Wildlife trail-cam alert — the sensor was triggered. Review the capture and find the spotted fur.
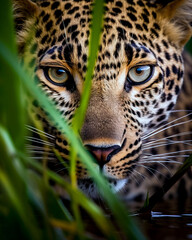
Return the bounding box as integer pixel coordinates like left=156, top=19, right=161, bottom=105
left=14, top=0, right=192, bottom=201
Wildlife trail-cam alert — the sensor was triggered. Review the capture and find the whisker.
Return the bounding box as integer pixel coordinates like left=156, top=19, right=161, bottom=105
left=143, top=118, right=192, bottom=140
left=142, top=112, right=192, bottom=140
left=170, top=110, right=192, bottom=113
left=29, top=156, right=56, bottom=161
left=132, top=168, right=146, bottom=181
left=56, top=167, right=70, bottom=173
left=26, top=136, right=54, bottom=146
left=139, top=160, right=183, bottom=164
left=27, top=150, right=55, bottom=156
left=142, top=155, right=189, bottom=159
left=127, top=169, right=143, bottom=185
left=143, top=140, right=192, bottom=150
left=26, top=145, right=53, bottom=150
left=26, top=125, right=55, bottom=140
left=143, top=150, right=192, bottom=158
left=135, top=163, right=165, bottom=182
left=143, top=131, right=192, bottom=147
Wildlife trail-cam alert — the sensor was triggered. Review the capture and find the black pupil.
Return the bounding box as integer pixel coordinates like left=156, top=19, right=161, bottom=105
left=135, top=67, right=143, bottom=74
left=56, top=69, right=65, bottom=76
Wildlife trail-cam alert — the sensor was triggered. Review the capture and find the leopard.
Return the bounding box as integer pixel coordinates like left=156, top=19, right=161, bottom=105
left=13, top=0, right=192, bottom=203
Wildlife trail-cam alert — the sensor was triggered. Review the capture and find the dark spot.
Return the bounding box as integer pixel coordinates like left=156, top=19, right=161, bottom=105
left=68, top=24, right=78, bottom=33
left=172, top=65, right=178, bottom=74
left=114, top=43, right=121, bottom=58
left=157, top=115, right=166, bottom=122
left=82, top=54, right=87, bottom=62
left=175, top=85, right=180, bottom=95
left=136, top=24, right=143, bottom=31
left=137, top=1, right=145, bottom=7
left=167, top=93, right=172, bottom=101
left=127, top=12, right=137, bottom=21
left=64, top=44, right=73, bottom=67
left=68, top=6, right=79, bottom=14
left=54, top=9, right=63, bottom=19
left=35, top=29, right=42, bottom=38
left=71, top=31, right=79, bottom=40
left=51, top=1, right=60, bottom=10
left=152, top=11, right=157, bottom=19
left=65, top=3, right=72, bottom=9
left=112, top=7, right=122, bottom=14
left=116, top=27, right=127, bottom=40
left=167, top=79, right=174, bottom=90
left=162, top=39, right=168, bottom=48
left=41, top=34, right=48, bottom=44
left=119, top=20, right=132, bottom=28
left=165, top=52, right=171, bottom=60
left=45, top=20, right=53, bottom=31
left=41, top=2, right=50, bottom=7
left=166, top=67, right=170, bottom=78
left=151, top=28, right=159, bottom=38
left=157, top=108, right=164, bottom=115
left=155, top=43, right=161, bottom=53
left=60, top=19, right=71, bottom=30
left=167, top=102, right=174, bottom=111
left=141, top=13, right=149, bottom=23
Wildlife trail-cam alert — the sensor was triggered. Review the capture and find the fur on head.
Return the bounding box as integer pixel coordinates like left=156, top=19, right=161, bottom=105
left=154, top=0, right=192, bottom=46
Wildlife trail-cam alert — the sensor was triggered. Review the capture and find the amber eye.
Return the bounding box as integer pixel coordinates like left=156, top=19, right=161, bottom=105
left=45, top=67, right=69, bottom=86
left=127, top=65, right=154, bottom=85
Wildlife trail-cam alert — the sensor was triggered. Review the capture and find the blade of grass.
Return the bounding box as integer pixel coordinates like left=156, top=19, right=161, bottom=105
left=139, top=154, right=192, bottom=213
left=0, top=126, right=41, bottom=240
left=69, top=0, right=105, bottom=236
left=0, top=41, right=145, bottom=240
left=0, top=126, right=73, bottom=240
left=26, top=155, right=118, bottom=239
left=0, top=0, right=25, bottom=151
left=72, top=0, right=104, bottom=131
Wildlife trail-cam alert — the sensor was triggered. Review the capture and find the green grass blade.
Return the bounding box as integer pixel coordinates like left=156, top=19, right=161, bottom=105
left=139, top=154, right=192, bottom=213
left=0, top=38, right=145, bottom=240
left=69, top=0, right=105, bottom=234
left=72, top=0, right=104, bottom=131
left=0, top=0, right=25, bottom=151
left=0, top=126, right=41, bottom=240
left=26, top=157, right=118, bottom=239
left=0, top=0, right=146, bottom=238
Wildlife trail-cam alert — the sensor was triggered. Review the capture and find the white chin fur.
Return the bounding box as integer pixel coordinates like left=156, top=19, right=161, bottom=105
left=78, top=178, right=128, bottom=199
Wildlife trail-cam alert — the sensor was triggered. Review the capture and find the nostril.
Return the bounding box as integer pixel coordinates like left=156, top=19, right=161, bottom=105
left=85, top=145, right=121, bottom=167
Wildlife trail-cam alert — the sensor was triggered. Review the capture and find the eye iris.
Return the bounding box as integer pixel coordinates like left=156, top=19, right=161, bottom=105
left=128, top=65, right=152, bottom=84
left=48, top=67, right=68, bottom=84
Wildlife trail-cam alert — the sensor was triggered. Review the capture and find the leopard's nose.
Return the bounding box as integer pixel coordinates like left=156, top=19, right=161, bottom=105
left=85, top=145, right=121, bottom=168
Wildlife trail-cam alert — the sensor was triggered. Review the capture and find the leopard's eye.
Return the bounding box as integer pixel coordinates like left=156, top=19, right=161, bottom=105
left=45, top=67, right=69, bottom=86
left=127, top=65, right=154, bottom=85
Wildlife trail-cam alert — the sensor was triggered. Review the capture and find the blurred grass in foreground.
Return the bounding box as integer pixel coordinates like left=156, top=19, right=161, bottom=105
left=0, top=0, right=145, bottom=240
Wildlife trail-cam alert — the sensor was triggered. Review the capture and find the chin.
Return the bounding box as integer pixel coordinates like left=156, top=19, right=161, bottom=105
left=77, top=178, right=128, bottom=199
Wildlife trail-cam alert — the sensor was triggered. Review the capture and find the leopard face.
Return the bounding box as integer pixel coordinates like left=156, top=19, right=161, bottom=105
left=14, top=0, right=192, bottom=199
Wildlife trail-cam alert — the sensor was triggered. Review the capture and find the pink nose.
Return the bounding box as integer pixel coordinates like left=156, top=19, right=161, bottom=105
left=86, top=145, right=121, bottom=167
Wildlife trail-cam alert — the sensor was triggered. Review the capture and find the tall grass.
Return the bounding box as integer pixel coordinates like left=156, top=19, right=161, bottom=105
left=0, top=1, right=145, bottom=240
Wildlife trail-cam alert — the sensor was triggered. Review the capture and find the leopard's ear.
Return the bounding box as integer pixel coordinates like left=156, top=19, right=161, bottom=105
left=155, top=0, right=192, bottom=47
left=13, top=0, right=38, bottom=33
left=13, top=0, right=38, bottom=52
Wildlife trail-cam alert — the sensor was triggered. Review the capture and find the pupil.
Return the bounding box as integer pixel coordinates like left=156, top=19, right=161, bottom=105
left=135, top=67, right=143, bottom=74
left=56, top=69, right=65, bottom=75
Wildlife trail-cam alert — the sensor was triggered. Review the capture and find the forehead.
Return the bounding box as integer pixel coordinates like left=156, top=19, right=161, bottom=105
left=37, top=0, right=158, bottom=38
left=35, top=0, right=162, bottom=71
